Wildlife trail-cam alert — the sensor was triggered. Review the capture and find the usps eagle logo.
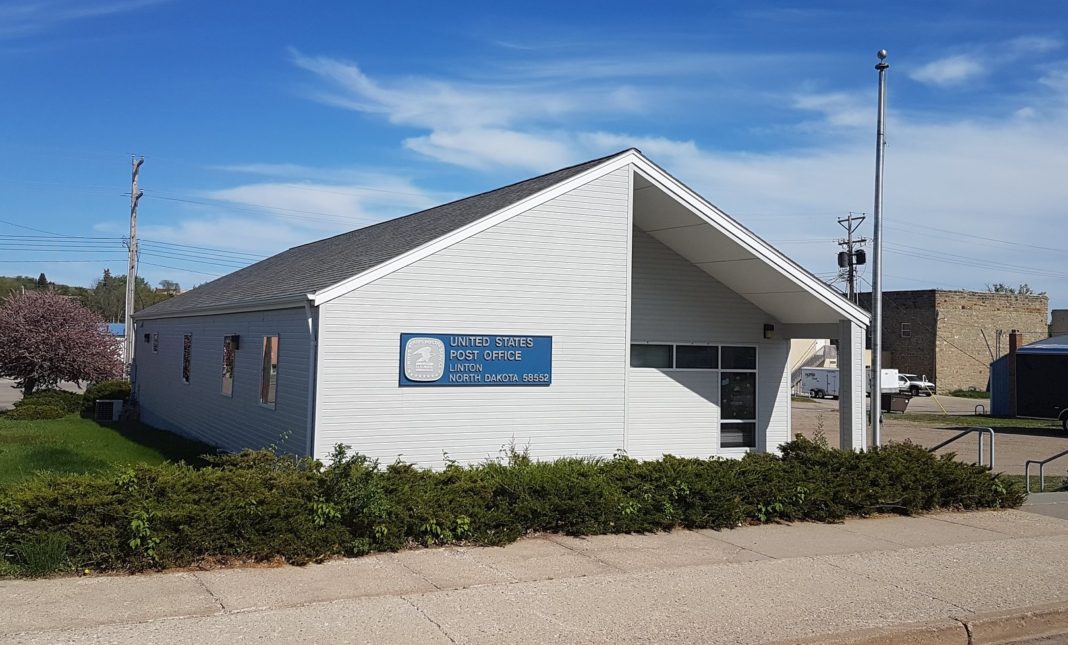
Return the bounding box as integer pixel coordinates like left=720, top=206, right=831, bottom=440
left=404, top=337, right=445, bottom=382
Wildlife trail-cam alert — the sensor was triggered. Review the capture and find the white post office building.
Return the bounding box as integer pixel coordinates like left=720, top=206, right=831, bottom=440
left=133, top=149, right=869, bottom=466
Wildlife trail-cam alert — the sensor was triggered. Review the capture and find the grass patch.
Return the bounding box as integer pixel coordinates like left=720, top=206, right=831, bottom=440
left=892, top=414, right=1060, bottom=430
left=0, top=415, right=216, bottom=488
left=1003, top=474, right=1068, bottom=493
left=948, top=389, right=990, bottom=399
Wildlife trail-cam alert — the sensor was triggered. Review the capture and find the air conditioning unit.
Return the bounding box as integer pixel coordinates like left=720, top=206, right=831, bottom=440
left=94, top=400, right=123, bottom=423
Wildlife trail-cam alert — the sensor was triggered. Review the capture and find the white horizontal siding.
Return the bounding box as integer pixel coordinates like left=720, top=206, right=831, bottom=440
left=627, top=228, right=791, bottom=454
left=626, top=370, right=720, bottom=460
left=315, top=167, right=632, bottom=467
left=134, top=308, right=311, bottom=455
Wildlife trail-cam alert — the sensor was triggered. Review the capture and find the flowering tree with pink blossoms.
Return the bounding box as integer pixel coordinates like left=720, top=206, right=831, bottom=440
left=0, top=290, right=122, bottom=395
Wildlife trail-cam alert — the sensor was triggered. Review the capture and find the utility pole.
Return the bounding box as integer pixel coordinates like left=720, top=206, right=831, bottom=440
left=871, top=50, right=889, bottom=447
left=836, top=212, right=867, bottom=303
left=124, top=156, right=144, bottom=375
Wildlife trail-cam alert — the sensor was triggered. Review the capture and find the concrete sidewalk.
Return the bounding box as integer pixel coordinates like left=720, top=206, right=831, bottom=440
left=4, top=510, right=1068, bottom=644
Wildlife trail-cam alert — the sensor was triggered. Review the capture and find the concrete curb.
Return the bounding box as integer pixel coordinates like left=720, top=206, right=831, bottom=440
left=780, top=618, right=967, bottom=645
left=966, top=600, right=1068, bottom=644
left=779, top=600, right=1068, bottom=645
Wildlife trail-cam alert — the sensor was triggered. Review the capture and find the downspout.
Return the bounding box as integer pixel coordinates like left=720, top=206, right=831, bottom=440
left=304, top=299, right=317, bottom=458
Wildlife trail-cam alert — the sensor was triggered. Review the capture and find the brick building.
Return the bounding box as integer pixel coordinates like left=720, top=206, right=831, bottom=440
left=858, top=290, right=1048, bottom=393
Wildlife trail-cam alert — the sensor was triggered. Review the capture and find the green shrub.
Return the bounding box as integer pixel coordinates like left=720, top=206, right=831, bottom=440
left=10, top=533, right=70, bottom=576
left=15, top=389, right=82, bottom=415
left=82, top=380, right=131, bottom=414
left=5, top=404, right=66, bottom=420
left=0, top=436, right=1024, bottom=576
left=949, top=389, right=989, bottom=399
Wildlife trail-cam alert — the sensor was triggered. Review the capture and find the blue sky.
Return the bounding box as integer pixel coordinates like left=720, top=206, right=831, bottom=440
left=1, top=0, right=1066, bottom=319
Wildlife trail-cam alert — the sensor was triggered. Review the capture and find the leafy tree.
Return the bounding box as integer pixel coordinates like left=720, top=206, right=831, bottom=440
left=0, top=275, right=88, bottom=304
left=986, top=283, right=1046, bottom=296
left=36, top=273, right=48, bottom=287
left=0, top=290, right=122, bottom=395
left=81, top=270, right=178, bottom=321
left=158, top=279, right=181, bottom=294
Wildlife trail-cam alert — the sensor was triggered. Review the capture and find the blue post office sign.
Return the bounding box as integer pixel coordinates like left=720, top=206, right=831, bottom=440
left=399, top=333, right=552, bottom=386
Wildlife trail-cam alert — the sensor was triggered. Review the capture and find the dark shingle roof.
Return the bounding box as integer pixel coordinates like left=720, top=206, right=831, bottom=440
left=136, top=150, right=631, bottom=318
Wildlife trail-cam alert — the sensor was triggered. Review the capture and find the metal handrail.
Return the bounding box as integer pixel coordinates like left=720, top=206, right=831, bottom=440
left=927, top=426, right=995, bottom=469
left=974, top=404, right=986, bottom=416
left=1025, top=448, right=1068, bottom=494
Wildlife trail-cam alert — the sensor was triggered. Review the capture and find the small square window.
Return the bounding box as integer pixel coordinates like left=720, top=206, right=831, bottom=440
left=143, top=333, right=150, bottom=343
left=630, top=344, right=672, bottom=368
left=901, top=323, right=912, bottom=338
left=721, top=346, right=756, bottom=370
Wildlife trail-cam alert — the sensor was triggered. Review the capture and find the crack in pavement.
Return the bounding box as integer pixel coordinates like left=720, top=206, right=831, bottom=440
left=190, top=572, right=227, bottom=613
left=401, top=596, right=458, bottom=644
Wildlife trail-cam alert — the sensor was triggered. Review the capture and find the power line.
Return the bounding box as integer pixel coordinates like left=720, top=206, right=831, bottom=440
left=884, top=244, right=1068, bottom=280
left=139, top=260, right=222, bottom=277
left=887, top=221, right=1068, bottom=256
left=139, top=250, right=247, bottom=269
left=140, top=238, right=265, bottom=259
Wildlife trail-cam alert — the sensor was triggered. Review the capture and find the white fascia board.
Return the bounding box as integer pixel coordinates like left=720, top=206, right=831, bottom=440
left=629, top=156, right=870, bottom=327
left=311, top=153, right=640, bottom=306
left=132, top=296, right=311, bottom=321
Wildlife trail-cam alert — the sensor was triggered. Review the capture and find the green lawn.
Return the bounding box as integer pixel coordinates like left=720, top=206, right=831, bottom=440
left=0, top=415, right=217, bottom=487
left=893, top=414, right=1061, bottom=430
left=1003, top=474, right=1068, bottom=492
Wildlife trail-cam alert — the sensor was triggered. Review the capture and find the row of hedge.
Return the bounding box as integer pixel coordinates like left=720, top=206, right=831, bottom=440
left=4, top=380, right=131, bottom=421
left=0, top=437, right=1023, bottom=576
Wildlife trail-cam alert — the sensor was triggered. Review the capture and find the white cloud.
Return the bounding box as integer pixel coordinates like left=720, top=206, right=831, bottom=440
left=1005, top=35, right=1062, bottom=56
left=404, top=128, right=574, bottom=171
left=909, top=54, right=985, bottom=87
left=281, top=48, right=1068, bottom=306
left=288, top=49, right=649, bottom=170
left=792, top=92, right=870, bottom=128
left=0, top=0, right=168, bottom=39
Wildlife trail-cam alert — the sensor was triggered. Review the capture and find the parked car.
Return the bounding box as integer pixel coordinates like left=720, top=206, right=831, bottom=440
left=898, top=373, right=935, bottom=396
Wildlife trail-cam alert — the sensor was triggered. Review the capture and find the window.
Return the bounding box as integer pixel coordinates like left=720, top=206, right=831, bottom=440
left=721, top=346, right=757, bottom=370
left=260, top=336, right=279, bottom=407
left=675, top=345, right=719, bottom=369
left=900, top=322, right=912, bottom=338
left=182, top=334, right=192, bottom=383
left=631, top=343, right=718, bottom=369
left=630, top=344, right=672, bottom=368
left=152, top=333, right=159, bottom=354
left=222, top=335, right=237, bottom=397
left=143, top=333, right=150, bottom=344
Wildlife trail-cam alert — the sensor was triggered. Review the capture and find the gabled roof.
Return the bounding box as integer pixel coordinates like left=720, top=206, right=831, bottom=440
left=135, top=150, right=632, bottom=319
left=136, top=148, right=867, bottom=326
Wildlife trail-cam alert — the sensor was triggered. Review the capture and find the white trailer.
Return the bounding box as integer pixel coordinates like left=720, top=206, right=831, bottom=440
left=802, top=367, right=839, bottom=399
left=803, top=367, right=900, bottom=400
left=865, top=368, right=901, bottom=395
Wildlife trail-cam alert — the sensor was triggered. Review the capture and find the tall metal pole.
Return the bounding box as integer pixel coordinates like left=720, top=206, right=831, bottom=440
left=871, top=50, right=889, bottom=446
left=124, top=156, right=144, bottom=375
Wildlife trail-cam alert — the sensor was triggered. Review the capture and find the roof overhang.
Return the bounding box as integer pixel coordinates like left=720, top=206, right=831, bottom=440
left=132, top=295, right=310, bottom=321
left=629, top=155, right=869, bottom=327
